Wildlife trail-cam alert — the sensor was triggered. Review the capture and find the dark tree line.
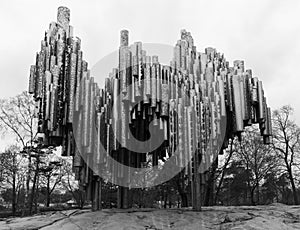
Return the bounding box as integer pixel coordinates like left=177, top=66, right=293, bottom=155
left=214, top=106, right=300, bottom=206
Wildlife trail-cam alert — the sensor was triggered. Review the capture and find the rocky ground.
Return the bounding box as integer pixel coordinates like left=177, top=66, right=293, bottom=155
left=0, top=203, right=300, bottom=229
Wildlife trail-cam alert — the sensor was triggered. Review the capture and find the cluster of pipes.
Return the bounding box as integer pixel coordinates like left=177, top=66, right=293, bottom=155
left=28, top=7, right=272, bottom=210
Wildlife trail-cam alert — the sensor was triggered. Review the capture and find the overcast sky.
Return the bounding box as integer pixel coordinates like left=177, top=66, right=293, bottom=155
left=0, top=0, right=300, bottom=126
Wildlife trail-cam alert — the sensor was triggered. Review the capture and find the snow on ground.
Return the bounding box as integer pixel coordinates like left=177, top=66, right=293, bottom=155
left=0, top=203, right=300, bottom=229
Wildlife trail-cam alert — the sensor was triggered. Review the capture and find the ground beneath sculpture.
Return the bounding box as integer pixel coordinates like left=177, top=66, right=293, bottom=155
left=0, top=203, right=299, bottom=229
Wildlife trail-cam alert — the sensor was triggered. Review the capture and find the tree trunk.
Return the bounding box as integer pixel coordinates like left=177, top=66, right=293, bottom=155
left=79, top=191, right=85, bottom=209
left=29, top=157, right=39, bottom=215
left=204, top=182, right=211, bottom=206
left=204, top=159, right=218, bottom=206
left=215, top=171, right=225, bottom=204
left=23, top=154, right=32, bottom=216
left=215, top=144, right=234, bottom=204
left=288, top=168, right=299, bottom=205
left=175, top=171, right=188, bottom=207
left=180, top=193, right=188, bottom=207
left=256, top=182, right=260, bottom=204
left=12, top=169, right=16, bottom=216
left=163, top=192, right=167, bottom=209
left=46, top=175, right=51, bottom=207
left=250, top=187, right=255, bottom=205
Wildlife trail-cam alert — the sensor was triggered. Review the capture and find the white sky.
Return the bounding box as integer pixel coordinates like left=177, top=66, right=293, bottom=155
left=0, top=0, right=300, bottom=126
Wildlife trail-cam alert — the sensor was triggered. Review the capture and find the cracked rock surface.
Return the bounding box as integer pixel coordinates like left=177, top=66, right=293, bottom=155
left=0, top=203, right=299, bottom=229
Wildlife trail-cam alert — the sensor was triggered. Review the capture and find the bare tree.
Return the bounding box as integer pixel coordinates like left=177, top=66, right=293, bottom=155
left=272, top=105, right=300, bottom=205
left=0, top=91, right=36, bottom=147
left=61, top=159, right=85, bottom=208
left=0, top=145, right=26, bottom=215
left=237, top=127, right=278, bottom=204
left=39, top=151, right=64, bottom=207
left=25, top=145, right=62, bottom=214
left=214, top=138, right=236, bottom=204
left=0, top=91, right=37, bottom=214
left=214, top=127, right=279, bottom=205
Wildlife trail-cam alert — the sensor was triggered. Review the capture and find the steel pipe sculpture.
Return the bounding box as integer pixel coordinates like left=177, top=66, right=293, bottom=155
left=28, top=7, right=272, bottom=210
